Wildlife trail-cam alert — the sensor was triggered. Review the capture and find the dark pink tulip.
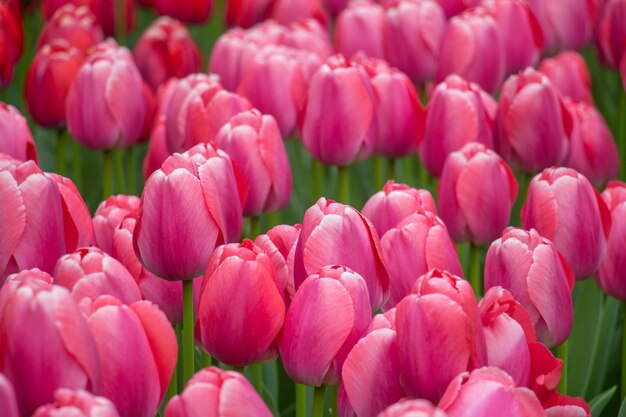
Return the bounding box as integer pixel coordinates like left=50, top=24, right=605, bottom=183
left=526, top=0, right=594, bottom=53
left=134, top=17, right=201, bottom=91
left=324, top=0, right=349, bottom=16
left=38, top=5, right=104, bottom=54
left=0, top=374, right=18, bottom=417
left=383, top=0, right=446, bottom=84
left=438, top=142, right=518, bottom=244
left=379, top=399, right=448, bottom=417
left=542, top=393, right=590, bottom=417
left=438, top=367, right=545, bottom=417
left=0, top=0, right=22, bottom=88
left=484, top=227, right=574, bottom=347
left=396, top=269, right=487, bottom=402
left=294, top=197, right=389, bottom=309
left=254, top=224, right=301, bottom=300
left=225, top=0, right=273, bottom=28
left=165, top=367, right=273, bottom=417
left=539, top=51, right=593, bottom=103
left=280, top=265, right=372, bottom=386
left=436, top=7, right=504, bottom=94
left=362, top=181, right=436, bottom=237
left=84, top=296, right=176, bottom=417
left=215, top=109, right=292, bottom=216
left=495, top=68, right=572, bottom=173
left=381, top=211, right=463, bottom=310
left=0, top=270, right=101, bottom=417
left=434, top=0, right=480, bottom=17
left=32, top=389, right=120, bottom=417
left=0, top=161, right=93, bottom=279
left=54, top=247, right=142, bottom=305
left=92, top=0, right=135, bottom=37
left=154, top=0, right=213, bottom=24
left=335, top=1, right=385, bottom=59
left=270, top=0, right=328, bottom=26
left=564, top=99, right=619, bottom=187
left=522, top=167, right=611, bottom=280
left=420, top=75, right=496, bottom=177
left=0, top=103, right=37, bottom=162
left=134, top=143, right=246, bottom=281
left=143, top=117, right=170, bottom=179
left=527, top=342, right=562, bottom=404
left=92, top=194, right=140, bottom=254
left=597, top=181, right=626, bottom=300
left=299, top=54, right=377, bottom=166
left=66, top=40, right=150, bottom=149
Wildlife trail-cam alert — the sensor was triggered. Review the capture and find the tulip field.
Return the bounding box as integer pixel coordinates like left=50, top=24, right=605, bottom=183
left=4, top=0, right=626, bottom=417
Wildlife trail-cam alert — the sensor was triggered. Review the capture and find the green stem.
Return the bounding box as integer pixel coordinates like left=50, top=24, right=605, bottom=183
left=251, top=363, right=263, bottom=394
left=233, top=366, right=245, bottom=374
left=114, top=148, right=126, bottom=194
left=249, top=215, right=261, bottom=239
left=312, top=159, right=324, bottom=204
left=622, top=304, right=626, bottom=400
left=388, top=158, right=397, bottom=181
left=115, top=0, right=126, bottom=44
left=469, top=243, right=482, bottom=298
left=267, top=211, right=282, bottom=229
left=330, top=385, right=339, bottom=417
left=127, top=147, right=137, bottom=196
left=175, top=323, right=183, bottom=391
left=71, top=139, right=82, bottom=190
left=337, top=165, right=350, bottom=205
left=312, top=385, right=326, bottom=417
left=557, top=340, right=568, bottom=394
left=373, top=156, right=385, bottom=190
left=403, top=156, right=414, bottom=184
left=183, top=279, right=195, bottom=383
left=418, top=159, right=428, bottom=190
left=56, top=129, right=66, bottom=176
left=295, top=383, right=307, bottom=417
left=200, top=352, right=212, bottom=368
left=103, top=150, right=113, bottom=200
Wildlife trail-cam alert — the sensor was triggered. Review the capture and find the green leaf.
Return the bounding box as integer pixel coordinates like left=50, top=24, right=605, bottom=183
left=589, top=386, right=617, bottom=417
left=618, top=394, right=626, bottom=417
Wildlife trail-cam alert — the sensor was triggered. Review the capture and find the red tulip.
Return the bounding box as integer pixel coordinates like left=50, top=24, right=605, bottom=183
left=95, top=0, right=136, bottom=37
left=83, top=296, right=176, bottom=417
left=527, top=342, right=562, bottom=403
left=0, top=270, right=101, bottom=417
left=0, top=374, right=18, bottom=417
left=522, top=167, right=611, bottom=280
left=526, top=0, right=594, bottom=53
left=335, top=1, right=385, bottom=60
left=542, top=393, right=590, bottom=417
left=396, top=269, right=487, bottom=402
left=42, top=0, right=93, bottom=20
left=92, top=194, right=140, bottom=254
left=383, top=0, right=446, bottom=84
left=38, top=5, right=104, bottom=54
left=294, top=197, right=389, bottom=309
left=254, top=224, right=301, bottom=300
left=438, top=142, right=518, bottom=244
left=164, top=367, right=273, bottom=417
left=484, top=227, right=574, bottom=347
left=280, top=265, right=372, bottom=386
left=420, top=75, right=496, bottom=177
left=539, top=51, right=593, bottom=103
left=269, top=0, right=327, bottom=26
left=134, top=17, right=201, bottom=91
left=32, top=389, right=121, bottom=417
left=597, top=181, right=626, bottom=300
left=225, top=0, right=273, bottom=28
left=495, top=68, right=572, bottom=173
left=154, top=0, right=213, bottom=24
left=0, top=103, right=37, bottom=163
left=0, top=161, right=93, bottom=280
left=0, top=0, right=22, bottom=89
left=434, top=0, right=479, bottom=17
left=379, top=400, right=448, bottom=417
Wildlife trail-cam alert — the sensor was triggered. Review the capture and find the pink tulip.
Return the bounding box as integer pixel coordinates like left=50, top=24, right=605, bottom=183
left=420, top=75, right=496, bottom=177
left=299, top=54, right=376, bottom=166
left=154, top=0, right=213, bottom=24
left=92, top=194, right=140, bottom=254
left=522, top=167, right=611, bottom=280
left=324, top=0, right=349, bottom=15
left=134, top=17, right=201, bottom=91
left=32, top=389, right=121, bottom=417
left=282, top=19, right=332, bottom=59
left=526, top=0, right=594, bottom=53
left=539, top=51, right=593, bottom=103
left=495, top=68, right=572, bottom=173
left=438, top=142, right=518, bottom=244
left=396, top=269, right=487, bottom=402
left=269, top=0, right=328, bottom=26
left=543, top=393, right=590, bottom=417
left=254, top=224, right=301, bottom=300
left=143, top=117, right=170, bottom=179
left=294, top=197, right=389, bottom=309
left=383, top=0, right=446, bottom=84
left=0, top=103, right=37, bottom=162
left=280, top=265, right=372, bottom=386
left=484, top=227, right=574, bottom=347
left=165, top=367, right=273, bottom=417
left=134, top=143, right=246, bottom=281
left=438, top=367, right=545, bottom=417
left=335, top=1, right=385, bottom=59
left=208, top=28, right=263, bottom=92
left=434, top=0, right=480, bottom=17
left=381, top=211, right=463, bottom=310
left=527, top=342, right=562, bottom=404
left=597, top=181, right=626, bottom=300
left=225, top=0, right=273, bottom=28
left=0, top=0, right=21, bottom=88
left=0, top=374, right=18, bottom=417
left=564, top=99, right=619, bottom=187
left=0, top=270, right=101, bottom=417
left=362, top=181, right=436, bottom=236
left=0, top=161, right=93, bottom=280
left=379, top=400, right=448, bottom=417
left=66, top=40, right=151, bottom=149
left=38, top=5, right=104, bottom=54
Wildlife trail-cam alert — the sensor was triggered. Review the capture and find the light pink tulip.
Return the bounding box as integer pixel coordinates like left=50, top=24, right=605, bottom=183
left=38, top=5, right=104, bottom=54
left=379, top=399, right=448, bottom=417
left=269, top=0, right=328, bottom=26
left=32, top=389, right=121, bottom=417
left=539, top=51, right=593, bottom=103
left=208, top=28, right=253, bottom=91
left=92, top=194, right=140, bottom=254
left=597, top=181, right=626, bottom=300
left=282, top=19, right=332, bottom=59
left=0, top=102, right=37, bottom=163
left=597, top=0, right=626, bottom=68
left=526, top=0, right=594, bottom=53
left=254, top=224, right=301, bottom=300
left=0, top=374, right=18, bottom=417
left=335, top=1, right=385, bottom=59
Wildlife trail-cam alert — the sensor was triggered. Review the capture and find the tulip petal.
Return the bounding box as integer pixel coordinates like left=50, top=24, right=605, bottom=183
left=0, top=171, right=25, bottom=277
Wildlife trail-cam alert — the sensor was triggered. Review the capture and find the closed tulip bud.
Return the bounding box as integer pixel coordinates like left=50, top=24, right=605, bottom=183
left=379, top=400, right=448, bottom=417
left=0, top=103, right=37, bottom=162
left=25, top=40, right=84, bottom=129
left=435, top=0, right=480, bottom=17
left=526, top=0, right=593, bottom=53
left=165, top=367, right=273, bottom=417
left=420, top=75, right=496, bottom=177
left=484, top=227, right=574, bottom=347
left=209, top=29, right=258, bottom=91
left=83, top=296, right=176, bottom=417
left=254, top=224, right=301, bottom=300
left=92, top=194, right=140, bottom=254
left=527, top=341, right=562, bottom=403
left=383, top=0, right=446, bottom=84
left=66, top=41, right=151, bottom=149
left=438, top=142, right=518, bottom=244
left=0, top=0, right=22, bottom=88
left=335, top=1, right=385, bottom=59
left=396, top=269, right=487, bottom=402
left=32, top=389, right=121, bottom=417
left=539, top=51, right=593, bottom=103
left=495, top=68, right=572, bottom=173
left=134, top=143, right=246, bottom=281
left=282, top=19, right=332, bottom=59
left=522, top=167, right=611, bottom=280
left=597, top=181, right=626, bottom=300
left=300, top=54, right=376, bottom=165
left=154, top=0, right=213, bottom=24
left=280, top=265, right=372, bottom=386
left=0, top=374, right=18, bottom=417
left=270, top=0, right=328, bottom=26
left=0, top=161, right=93, bottom=279
left=362, top=181, right=436, bottom=236
left=439, top=367, right=545, bottom=417
left=226, top=0, right=273, bottom=28
left=294, top=197, right=389, bottom=309
left=38, top=5, right=104, bottom=54
left=0, top=270, right=101, bottom=417
left=564, top=99, right=619, bottom=187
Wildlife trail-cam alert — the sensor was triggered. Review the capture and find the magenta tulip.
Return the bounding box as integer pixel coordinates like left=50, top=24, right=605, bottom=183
left=539, top=51, right=593, bottom=103
left=527, top=341, right=562, bottom=403
left=0, top=374, right=18, bottom=417
left=484, top=227, right=574, bottom=347
left=92, top=194, right=140, bottom=254
left=32, top=389, right=121, bottom=417
left=597, top=0, right=626, bottom=68
left=225, top=0, right=273, bottom=28
left=597, top=181, right=626, bottom=300
left=254, top=224, right=301, bottom=300
left=38, top=5, right=104, bottom=53
left=335, top=1, right=385, bottom=59
left=434, top=0, right=479, bottom=17
left=0, top=0, right=22, bottom=89
left=269, top=0, right=328, bottom=26
left=379, top=400, right=448, bottom=417
left=0, top=102, right=37, bottom=163
left=154, top=0, right=213, bottom=23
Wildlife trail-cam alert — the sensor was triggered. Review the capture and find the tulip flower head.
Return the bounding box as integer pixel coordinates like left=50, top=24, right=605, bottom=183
left=597, top=181, right=626, bottom=300
left=37, top=5, right=104, bottom=54
left=0, top=102, right=37, bottom=163
left=32, top=389, right=121, bottom=417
